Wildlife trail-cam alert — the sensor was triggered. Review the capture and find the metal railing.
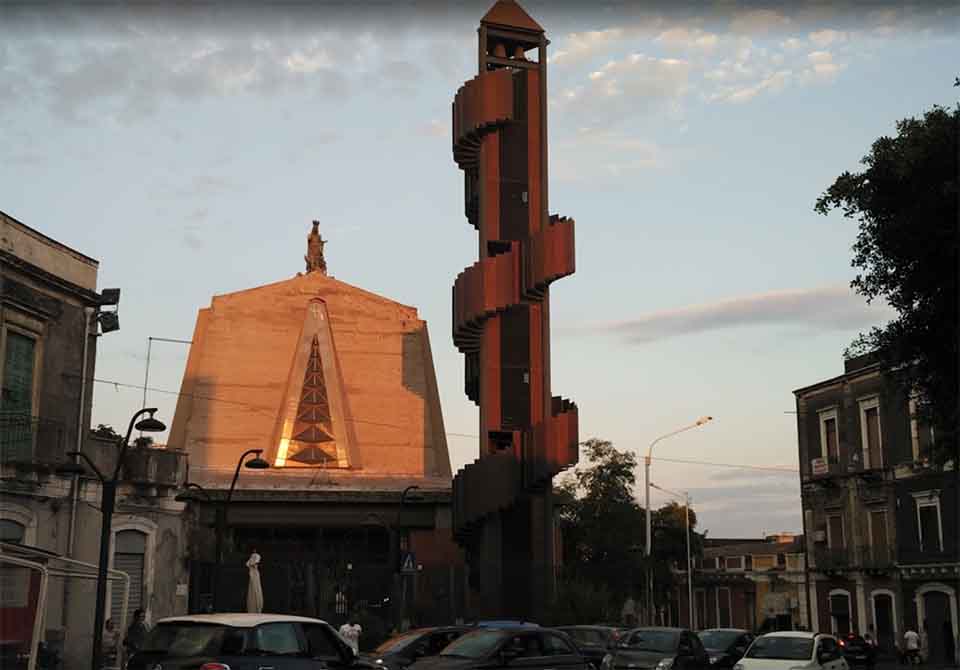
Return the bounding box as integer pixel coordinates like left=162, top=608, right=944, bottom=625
left=858, top=544, right=895, bottom=569
left=813, top=546, right=851, bottom=570
left=0, top=412, right=64, bottom=464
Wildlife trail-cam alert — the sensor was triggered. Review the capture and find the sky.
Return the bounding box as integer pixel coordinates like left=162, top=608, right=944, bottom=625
left=2, top=0, right=957, bottom=538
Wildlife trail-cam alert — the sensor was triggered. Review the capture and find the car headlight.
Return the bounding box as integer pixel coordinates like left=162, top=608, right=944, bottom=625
left=656, top=658, right=675, bottom=670
left=709, top=657, right=720, bottom=665
left=601, top=654, right=612, bottom=669
left=733, top=664, right=744, bottom=670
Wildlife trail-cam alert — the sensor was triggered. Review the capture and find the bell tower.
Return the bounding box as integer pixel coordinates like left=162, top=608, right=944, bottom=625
left=450, top=0, right=579, bottom=619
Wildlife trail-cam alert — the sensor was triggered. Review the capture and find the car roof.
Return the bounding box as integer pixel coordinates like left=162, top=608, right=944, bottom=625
left=700, top=629, right=750, bottom=634
left=557, top=626, right=619, bottom=631
left=158, top=614, right=329, bottom=627
left=627, top=627, right=687, bottom=633
left=760, top=631, right=818, bottom=639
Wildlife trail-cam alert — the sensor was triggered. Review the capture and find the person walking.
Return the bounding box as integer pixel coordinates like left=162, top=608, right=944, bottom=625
left=123, top=610, right=149, bottom=656
left=339, top=617, right=362, bottom=653
left=904, top=627, right=921, bottom=666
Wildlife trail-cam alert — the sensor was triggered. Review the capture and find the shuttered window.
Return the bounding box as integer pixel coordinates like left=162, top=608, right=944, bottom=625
left=1, top=332, right=37, bottom=461
left=0, top=520, right=29, bottom=607
left=112, top=530, right=146, bottom=619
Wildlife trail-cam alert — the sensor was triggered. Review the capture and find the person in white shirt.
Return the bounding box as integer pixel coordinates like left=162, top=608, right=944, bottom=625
left=904, top=628, right=921, bottom=665
left=339, top=619, right=362, bottom=653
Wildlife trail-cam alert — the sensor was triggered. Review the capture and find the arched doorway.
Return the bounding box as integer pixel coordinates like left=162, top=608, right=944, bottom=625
left=871, top=591, right=896, bottom=653
left=921, top=590, right=954, bottom=665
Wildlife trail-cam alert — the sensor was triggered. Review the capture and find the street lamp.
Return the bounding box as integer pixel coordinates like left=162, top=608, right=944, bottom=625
left=55, top=408, right=166, bottom=670
left=174, top=482, right=213, bottom=503
left=644, top=416, right=712, bottom=624
left=650, top=482, right=694, bottom=629
left=212, top=449, right=269, bottom=610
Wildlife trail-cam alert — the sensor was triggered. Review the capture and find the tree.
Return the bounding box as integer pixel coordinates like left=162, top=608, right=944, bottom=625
left=815, top=104, right=959, bottom=464
left=557, top=439, right=646, bottom=611
left=91, top=424, right=120, bottom=441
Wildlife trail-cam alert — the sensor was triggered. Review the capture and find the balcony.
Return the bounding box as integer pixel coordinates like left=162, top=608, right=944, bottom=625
left=858, top=544, right=895, bottom=570
left=813, top=546, right=851, bottom=571
left=0, top=412, right=64, bottom=466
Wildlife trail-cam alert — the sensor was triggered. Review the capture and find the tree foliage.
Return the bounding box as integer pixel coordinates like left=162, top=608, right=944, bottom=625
left=91, top=424, right=120, bottom=440
left=815, top=104, right=959, bottom=464
left=557, top=439, right=704, bottom=621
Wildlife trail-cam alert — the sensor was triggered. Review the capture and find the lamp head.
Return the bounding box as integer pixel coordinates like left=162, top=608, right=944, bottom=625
left=245, top=451, right=270, bottom=470
left=135, top=409, right=166, bottom=433
left=696, top=416, right=713, bottom=426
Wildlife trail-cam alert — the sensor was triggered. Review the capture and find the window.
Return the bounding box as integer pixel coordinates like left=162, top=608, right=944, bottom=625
left=859, top=397, right=882, bottom=469
left=912, top=491, right=943, bottom=552
left=0, top=519, right=26, bottom=543
left=725, top=556, right=744, bottom=571
left=819, top=409, right=839, bottom=464
left=303, top=623, right=343, bottom=659
left=909, top=395, right=936, bottom=463
left=869, top=509, right=888, bottom=548
left=753, top=555, right=776, bottom=571
left=1, top=330, right=38, bottom=461
left=827, top=514, right=844, bottom=549
left=540, top=632, right=575, bottom=655
left=252, top=623, right=304, bottom=655
left=717, top=587, right=732, bottom=628
left=112, top=530, right=146, bottom=617
left=829, top=592, right=851, bottom=635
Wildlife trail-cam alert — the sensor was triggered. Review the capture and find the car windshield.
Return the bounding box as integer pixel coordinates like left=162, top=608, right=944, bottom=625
left=374, top=632, right=425, bottom=655
left=621, top=631, right=679, bottom=653
left=699, top=631, right=741, bottom=650
left=745, top=637, right=814, bottom=661
left=564, top=629, right=608, bottom=646
left=440, top=631, right=506, bottom=659
left=140, top=623, right=228, bottom=656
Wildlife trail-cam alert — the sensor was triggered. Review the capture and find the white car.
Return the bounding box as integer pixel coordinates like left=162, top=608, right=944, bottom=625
left=733, top=632, right=848, bottom=670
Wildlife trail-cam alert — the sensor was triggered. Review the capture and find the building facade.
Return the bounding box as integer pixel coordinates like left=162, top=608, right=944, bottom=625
left=449, top=0, right=579, bottom=620
left=1, top=210, right=189, bottom=670
left=795, top=353, right=958, bottom=664
left=674, top=535, right=808, bottom=632
left=168, top=223, right=465, bottom=640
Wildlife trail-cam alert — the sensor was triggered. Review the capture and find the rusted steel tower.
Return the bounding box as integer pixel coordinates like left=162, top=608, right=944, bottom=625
left=450, top=0, right=579, bottom=619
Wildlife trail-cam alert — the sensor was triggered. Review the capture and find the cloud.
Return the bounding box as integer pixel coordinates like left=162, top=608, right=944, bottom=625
left=802, top=50, right=845, bottom=83
left=712, top=69, right=792, bottom=104
left=550, top=28, right=627, bottom=66
left=655, top=27, right=719, bottom=51
left=417, top=119, right=449, bottom=138
left=570, top=285, right=894, bottom=344
left=808, top=29, right=849, bottom=47
left=729, top=9, right=792, bottom=35
left=557, top=53, right=691, bottom=125
left=552, top=128, right=664, bottom=182
left=781, top=37, right=806, bottom=50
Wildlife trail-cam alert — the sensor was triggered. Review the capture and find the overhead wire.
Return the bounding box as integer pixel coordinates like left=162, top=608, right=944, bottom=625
left=78, top=374, right=800, bottom=474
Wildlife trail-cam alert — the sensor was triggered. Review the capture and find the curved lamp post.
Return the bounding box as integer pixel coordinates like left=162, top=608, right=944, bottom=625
left=212, top=449, right=269, bottom=610
left=56, top=407, right=166, bottom=670
left=644, top=416, right=712, bottom=624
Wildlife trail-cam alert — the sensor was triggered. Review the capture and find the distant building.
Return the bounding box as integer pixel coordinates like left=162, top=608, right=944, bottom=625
left=794, top=353, right=958, bottom=664
left=1, top=210, right=188, bottom=670
left=674, top=534, right=807, bottom=631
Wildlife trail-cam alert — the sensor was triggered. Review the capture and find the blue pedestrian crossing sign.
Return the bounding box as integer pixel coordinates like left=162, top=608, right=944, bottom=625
left=400, top=552, right=417, bottom=574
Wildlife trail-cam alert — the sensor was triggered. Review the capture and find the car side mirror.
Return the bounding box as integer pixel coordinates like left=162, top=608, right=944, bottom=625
left=816, top=652, right=830, bottom=666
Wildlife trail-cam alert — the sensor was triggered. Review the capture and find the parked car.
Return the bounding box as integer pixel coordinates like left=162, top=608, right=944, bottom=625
left=556, top=626, right=625, bottom=669
left=363, top=627, right=472, bottom=670
left=601, top=627, right=709, bottom=670
left=697, top=629, right=754, bottom=667
left=837, top=634, right=876, bottom=668
left=408, top=626, right=586, bottom=670
left=126, top=613, right=360, bottom=670
left=733, top=632, right=848, bottom=670
left=469, top=621, right=540, bottom=629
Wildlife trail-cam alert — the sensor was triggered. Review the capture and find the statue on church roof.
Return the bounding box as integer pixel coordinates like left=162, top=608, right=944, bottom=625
left=305, top=221, right=327, bottom=275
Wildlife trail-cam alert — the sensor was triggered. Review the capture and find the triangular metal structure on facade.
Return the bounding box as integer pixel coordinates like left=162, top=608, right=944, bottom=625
left=270, top=299, right=356, bottom=468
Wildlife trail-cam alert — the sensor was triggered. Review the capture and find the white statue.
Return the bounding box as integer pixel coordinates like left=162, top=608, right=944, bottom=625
left=246, top=550, right=264, bottom=614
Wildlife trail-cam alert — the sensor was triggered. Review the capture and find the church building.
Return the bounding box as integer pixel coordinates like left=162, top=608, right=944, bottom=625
left=168, top=222, right=463, bottom=634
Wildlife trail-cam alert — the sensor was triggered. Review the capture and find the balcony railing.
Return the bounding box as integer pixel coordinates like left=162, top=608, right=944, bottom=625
left=858, top=544, right=895, bottom=570
left=0, top=412, right=64, bottom=464
left=813, top=546, right=851, bottom=570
